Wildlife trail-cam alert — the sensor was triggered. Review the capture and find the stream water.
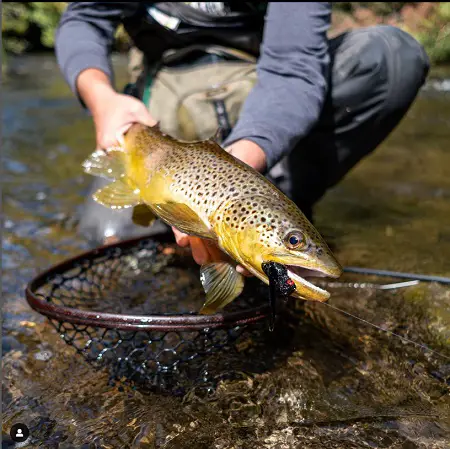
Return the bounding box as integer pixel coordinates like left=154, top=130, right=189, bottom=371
left=2, top=54, right=450, bottom=448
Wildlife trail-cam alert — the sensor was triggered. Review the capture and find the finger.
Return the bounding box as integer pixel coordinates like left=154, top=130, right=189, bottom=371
left=236, top=265, right=253, bottom=277
left=204, top=242, right=253, bottom=277
left=204, top=240, right=227, bottom=263
left=96, top=128, right=128, bottom=151
left=116, top=123, right=133, bottom=146
left=189, top=237, right=210, bottom=265
left=96, top=136, right=119, bottom=151
left=132, top=104, right=158, bottom=127
left=172, top=227, right=190, bottom=247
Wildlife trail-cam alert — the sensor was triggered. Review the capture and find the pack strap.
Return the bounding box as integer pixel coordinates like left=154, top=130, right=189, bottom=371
left=161, top=44, right=257, bottom=65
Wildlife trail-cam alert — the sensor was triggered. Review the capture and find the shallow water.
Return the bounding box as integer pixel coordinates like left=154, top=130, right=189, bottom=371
left=2, top=54, right=450, bottom=448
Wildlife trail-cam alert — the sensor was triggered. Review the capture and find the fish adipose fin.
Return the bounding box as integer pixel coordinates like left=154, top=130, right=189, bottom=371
left=199, top=262, right=245, bottom=314
left=153, top=202, right=215, bottom=239
left=93, top=179, right=141, bottom=209
left=131, top=204, right=157, bottom=227
left=82, top=148, right=126, bottom=181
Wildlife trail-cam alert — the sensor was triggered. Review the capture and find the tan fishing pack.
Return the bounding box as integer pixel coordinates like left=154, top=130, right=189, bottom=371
left=128, top=44, right=258, bottom=142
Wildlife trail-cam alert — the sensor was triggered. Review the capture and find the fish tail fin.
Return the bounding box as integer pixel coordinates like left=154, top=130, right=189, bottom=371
left=84, top=148, right=143, bottom=211
left=82, top=147, right=126, bottom=181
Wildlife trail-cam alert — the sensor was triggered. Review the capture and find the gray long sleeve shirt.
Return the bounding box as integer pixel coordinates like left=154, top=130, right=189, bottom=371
left=55, top=2, right=331, bottom=171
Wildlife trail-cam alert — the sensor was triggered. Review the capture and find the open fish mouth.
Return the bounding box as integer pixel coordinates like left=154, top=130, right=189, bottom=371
left=286, top=265, right=331, bottom=279
left=285, top=265, right=339, bottom=301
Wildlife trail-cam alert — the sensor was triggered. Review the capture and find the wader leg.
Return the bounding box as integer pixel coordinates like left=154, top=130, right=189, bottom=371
left=267, top=25, right=430, bottom=221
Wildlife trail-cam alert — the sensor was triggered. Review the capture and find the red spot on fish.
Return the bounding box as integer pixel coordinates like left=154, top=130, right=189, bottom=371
left=286, top=279, right=295, bottom=286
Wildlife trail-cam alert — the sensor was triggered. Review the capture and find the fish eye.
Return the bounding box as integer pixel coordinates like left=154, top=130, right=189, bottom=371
left=284, top=231, right=307, bottom=250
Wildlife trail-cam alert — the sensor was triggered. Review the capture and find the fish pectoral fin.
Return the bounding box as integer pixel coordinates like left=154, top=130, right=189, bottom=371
left=132, top=204, right=157, bottom=227
left=82, top=148, right=126, bottom=181
left=93, top=179, right=140, bottom=209
left=153, top=202, right=214, bottom=239
left=199, top=262, right=245, bottom=314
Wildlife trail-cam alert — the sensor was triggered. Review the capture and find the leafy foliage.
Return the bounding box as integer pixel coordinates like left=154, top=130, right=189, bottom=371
left=405, top=3, right=450, bottom=65
left=2, top=2, right=130, bottom=55
left=333, top=3, right=412, bottom=16
left=2, top=2, right=67, bottom=53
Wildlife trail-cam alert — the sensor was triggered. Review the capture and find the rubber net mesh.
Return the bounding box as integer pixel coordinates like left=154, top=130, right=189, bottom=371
left=34, top=238, right=270, bottom=394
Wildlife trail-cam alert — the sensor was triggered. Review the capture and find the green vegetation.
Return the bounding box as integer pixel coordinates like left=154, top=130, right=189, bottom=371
left=334, top=2, right=411, bottom=16
left=1, top=2, right=449, bottom=65
left=406, top=2, right=450, bottom=65
left=2, top=2, right=67, bottom=53
left=334, top=2, right=450, bottom=65
left=2, top=2, right=130, bottom=55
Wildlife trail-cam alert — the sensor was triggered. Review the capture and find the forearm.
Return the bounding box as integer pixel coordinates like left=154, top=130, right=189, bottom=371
left=223, top=2, right=331, bottom=172
left=55, top=2, right=140, bottom=104
left=77, top=69, right=116, bottom=117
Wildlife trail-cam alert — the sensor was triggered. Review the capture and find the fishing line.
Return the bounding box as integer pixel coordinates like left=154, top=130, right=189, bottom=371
left=320, top=301, right=450, bottom=362
left=343, top=266, right=450, bottom=285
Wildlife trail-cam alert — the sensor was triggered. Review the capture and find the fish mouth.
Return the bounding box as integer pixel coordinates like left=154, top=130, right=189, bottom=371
left=285, top=264, right=340, bottom=302
left=286, top=265, right=331, bottom=279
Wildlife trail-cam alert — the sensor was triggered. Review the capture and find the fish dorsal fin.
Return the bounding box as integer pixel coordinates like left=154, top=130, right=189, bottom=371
left=152, top=202, right=215, bottom=239
left=93, top=179, right=141, bottom=209
left=184, top=137, right=232, bottom=159
left=199, top=262, right=245, bottom=314
left=132, top=204, right=157, bottom=227
left=82, top=148, right=126, bottom=181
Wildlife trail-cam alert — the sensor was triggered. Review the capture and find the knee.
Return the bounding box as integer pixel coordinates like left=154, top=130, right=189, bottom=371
left=331, top=25, right=430, bottom=110
left=375, top=25, right=430, bottom=87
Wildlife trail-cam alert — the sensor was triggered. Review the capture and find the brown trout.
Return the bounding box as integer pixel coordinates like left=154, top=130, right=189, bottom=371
left=82, top=123, right=342, bottom=314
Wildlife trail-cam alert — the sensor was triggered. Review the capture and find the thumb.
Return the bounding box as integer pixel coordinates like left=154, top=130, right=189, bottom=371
left=132, top=103, right=158, bottom=127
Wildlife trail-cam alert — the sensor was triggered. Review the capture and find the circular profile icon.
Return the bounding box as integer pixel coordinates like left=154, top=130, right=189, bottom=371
left=10, top=423, right=30, bottom=443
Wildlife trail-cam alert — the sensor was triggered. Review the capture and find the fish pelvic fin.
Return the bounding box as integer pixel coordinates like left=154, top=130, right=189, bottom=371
left=199, top=262, right=245, bottom=314
left=153, top=202, right=215, bottom=239
left=93, top=179, right=141, bottom=210
left=132, top=204, right=157, bottom=227
left=82, top=148, right=126, bottom=181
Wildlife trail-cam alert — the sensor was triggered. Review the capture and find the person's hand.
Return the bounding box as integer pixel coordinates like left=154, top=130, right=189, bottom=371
left=172, top=139, right=267, bottom=277
left=77, top=68, right=157, bottom=149
left=92, top=92, right=157, bottom=149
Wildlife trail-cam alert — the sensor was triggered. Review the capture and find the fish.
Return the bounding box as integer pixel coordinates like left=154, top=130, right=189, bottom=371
left=82, top=123, right=343, bottom=315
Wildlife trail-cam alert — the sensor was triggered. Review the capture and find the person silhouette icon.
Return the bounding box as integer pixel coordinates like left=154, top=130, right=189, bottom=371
left=10, top=423, right=30, bottom=442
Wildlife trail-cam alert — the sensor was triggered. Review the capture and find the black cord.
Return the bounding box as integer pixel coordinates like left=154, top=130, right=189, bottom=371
left=343, top=266, right=450, bottom=285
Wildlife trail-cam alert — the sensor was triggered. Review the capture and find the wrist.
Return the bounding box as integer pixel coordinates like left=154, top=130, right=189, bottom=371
left=226, top=139, right=267, bottom=173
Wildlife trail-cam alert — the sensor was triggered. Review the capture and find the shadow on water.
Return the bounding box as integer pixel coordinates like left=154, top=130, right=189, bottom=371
left=2, top=54, right=450, bottom=448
